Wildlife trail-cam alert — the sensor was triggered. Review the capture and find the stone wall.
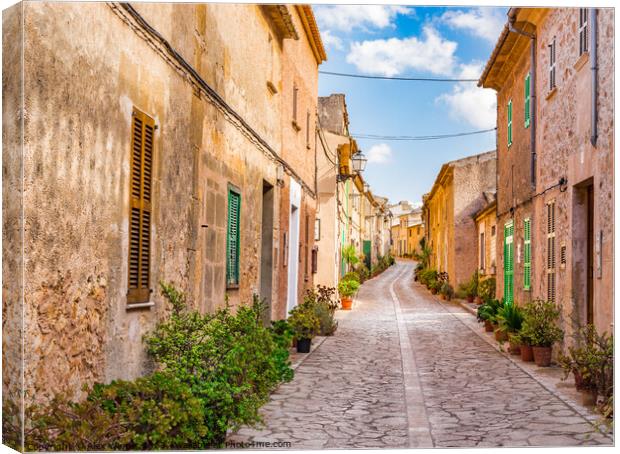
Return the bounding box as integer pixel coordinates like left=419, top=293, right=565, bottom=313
left=532, top=8, right=614, bottom=339
left=2, top=2, right=25, bottom=409
left=6, top=2, right=321, bottom=406
left=452, top=151, right=496, bottom=287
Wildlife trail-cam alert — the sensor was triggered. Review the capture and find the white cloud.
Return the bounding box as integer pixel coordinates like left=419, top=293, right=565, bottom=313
left=442, top=7, right=505, bottom=43
left=346, top=25, right=458, bottom=77
left=320, top=30, right=344, bottom=51
left=314, top=5, right=411, bottom=32
left=366, top=143, right=393, bottom=164
left=436, top=62, right=497, bottom=129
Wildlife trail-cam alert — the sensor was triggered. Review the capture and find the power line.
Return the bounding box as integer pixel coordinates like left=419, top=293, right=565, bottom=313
left=319, top=70, right=478, bottom=82
left=352, top=128, right=496, bottom=141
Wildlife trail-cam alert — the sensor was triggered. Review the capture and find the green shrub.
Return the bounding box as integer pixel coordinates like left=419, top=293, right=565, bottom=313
left=418, top=268, right=437, bottom=287
left=519, top=299, right=564, bottom=347
left=343, top=271, right=361, bottom=283
left=496, top=301, right=523, bottom=334
left=7, top=284, right=294, bottom=451
left=477, top=298, right=503, bottom=323
left=338, top=278, right=360, bottom=297
left=342, top=244, right=360, bottom=271
left=355, top=264, right=370, bottom=283
left=558, top=325, right=613, bottom=398
left=302, top=286, right=338, bottom=336
left=288, top=302, right=320, bottom=340
left=144, top=286, right=293, bottom=446
left=439, top=282, right=454, bottom=299
left=478, top=277, right=496, bottom=302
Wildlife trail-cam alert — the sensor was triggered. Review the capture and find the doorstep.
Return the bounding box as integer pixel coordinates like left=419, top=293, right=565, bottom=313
left=452, top=298, right=608, bottom=430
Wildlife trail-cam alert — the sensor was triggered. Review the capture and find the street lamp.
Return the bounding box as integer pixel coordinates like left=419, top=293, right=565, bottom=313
left=352, top=151, right=368, bottom=173
left=338, top=151, right=367, bottom=182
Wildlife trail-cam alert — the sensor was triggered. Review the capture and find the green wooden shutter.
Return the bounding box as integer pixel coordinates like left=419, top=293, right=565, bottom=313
left=507, top=100, right=513, bottom=147
left=523, top=218, right=531, bottom=290
left=226, top=189, right=241, bottom=287
left=128, top=109, right=154, bottom=304
left=503, top=222, right=514, bottom=304
left=524, top=73, right=531, bottom=129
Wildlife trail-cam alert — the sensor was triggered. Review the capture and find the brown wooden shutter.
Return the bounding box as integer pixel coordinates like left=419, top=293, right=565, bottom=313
left=128, top=108, right=154, bottom=304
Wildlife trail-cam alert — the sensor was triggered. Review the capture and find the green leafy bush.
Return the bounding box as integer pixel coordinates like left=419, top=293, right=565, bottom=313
left=145, top=286, right=293, bottom=446
left=342, top=244, right=360, bottom=271
left=458, top=271, right=479, bottom=298
left=338, top=278, right=360, bottom=297
left=558, top=325, right=613, bottom=398
left=5, top=284, right=294, bottom=451
left=478, top=277, right=496, bottom=302
left=355, top=263, right=370, bottom=283
left=343, top=271, right=361, bottom=283
left=418, top=268, right=438, bottom=287
left=439, top=281, right=454, bottom=299
left=477, top=298, right=504, bottom=323
left=288, top=303, right=320, bottom=340
left=496, top=301, right=524, bottom=334
left=519, top=300, right=564, bottom=347
left=303, top=286, right=338, bottom=336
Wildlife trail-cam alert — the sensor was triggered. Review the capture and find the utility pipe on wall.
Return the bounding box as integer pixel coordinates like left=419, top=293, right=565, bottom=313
left=508, top=15, right=537, bottom=188
left=590, top=8, right=598, bottom=147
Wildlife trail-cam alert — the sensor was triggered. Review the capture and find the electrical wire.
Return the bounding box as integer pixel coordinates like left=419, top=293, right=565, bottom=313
left=319, top=70, right=478, bottom=82
left=352, top=128, right=497, bottom=141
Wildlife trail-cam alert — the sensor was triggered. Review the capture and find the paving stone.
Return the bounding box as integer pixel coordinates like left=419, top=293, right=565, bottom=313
left=227, top=262, right=613, bottom=449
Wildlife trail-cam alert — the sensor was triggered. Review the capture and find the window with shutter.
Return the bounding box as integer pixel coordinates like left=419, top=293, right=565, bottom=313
left=546, top=202, right=556, bottom=302
left=507, top=100, right=513, bottom=147
left=127, top=109, right=155, bottom=304
left=524, top=218, right=531, bottom=290
left=579, top=8, right=588, bottom=55
left=524, top=73, right=531, bottom=129
left=226, top=188, right=241, bottom=287
left=503, top=221, right=514, bottom=304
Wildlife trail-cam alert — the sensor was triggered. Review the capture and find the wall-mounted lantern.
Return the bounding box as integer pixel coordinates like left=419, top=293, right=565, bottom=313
left=337, top=151, right=367, bottom=182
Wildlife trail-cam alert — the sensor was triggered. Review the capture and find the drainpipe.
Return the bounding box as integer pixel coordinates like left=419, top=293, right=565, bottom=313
left=508, top=15, right=537, bottom=188
left=590, top=8, right=598, bottom=146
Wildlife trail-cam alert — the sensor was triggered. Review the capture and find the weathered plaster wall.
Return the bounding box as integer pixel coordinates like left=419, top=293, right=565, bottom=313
left=2, top=2, right=25, bottom=414
left=17, top=1, right=318, bottom=406
left=533, top=8, right=614, bottom=340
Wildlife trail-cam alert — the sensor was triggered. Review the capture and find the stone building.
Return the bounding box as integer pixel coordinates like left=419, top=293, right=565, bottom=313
left=422, top=151, right=497, bottom=287
left=2, top=2, right=325, bottom=407
left=407, top=221, right=425, bottom=257
left=479, top=7, right=613, bottom=340
left=388, top=200, right=417, bottom=257
left=473, top=193, right=498, bottom=278
left=478, top=9, right=538, bottom=304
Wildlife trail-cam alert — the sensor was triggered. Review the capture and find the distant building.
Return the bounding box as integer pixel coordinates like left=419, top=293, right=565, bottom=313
left=473, top=192, right=498, bottom=278
left=423, top=151, right=497, bottom=287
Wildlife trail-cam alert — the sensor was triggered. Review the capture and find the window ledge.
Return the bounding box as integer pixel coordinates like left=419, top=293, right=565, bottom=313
left=127, top=301, right=155, bottom=310
left=574, top=52, right=589, bottom=71
left=226, top=284, right=240, bottom=290
left=291, top=120, right=301, bottom=132
left=545, top=86, right=558, bottom=100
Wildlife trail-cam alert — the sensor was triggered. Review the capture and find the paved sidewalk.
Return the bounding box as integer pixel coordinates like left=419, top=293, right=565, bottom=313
left=228, top=261, right=613, bottom=449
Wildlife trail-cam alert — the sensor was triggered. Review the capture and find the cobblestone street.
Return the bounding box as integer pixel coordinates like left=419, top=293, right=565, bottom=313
left=229, top=261, right=613, bottom=448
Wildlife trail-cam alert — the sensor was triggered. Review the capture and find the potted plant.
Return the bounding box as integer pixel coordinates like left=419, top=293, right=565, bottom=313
left=430, top=279, right=440, bottom=295
left=478, top=277, right=496, bottom=304
left=511, top=331, right=534, bottom=362
left=477, top=299, right=502, bottom=332
left=338, top=278, right=360, bottom=310
left=558, top=325, right=614, bottom=407
left=439, top=282, right=454, bottom=301
left=288, top=303, right=320, bottom=353
left=520, top=300, right=564, bottom=367
left=496, top=301, right=524, bottom=353
left=342, top=244, right=360, bottom=272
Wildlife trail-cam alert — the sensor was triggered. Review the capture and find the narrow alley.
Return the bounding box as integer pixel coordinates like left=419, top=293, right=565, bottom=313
left=229, top=261, right=612, bottom=449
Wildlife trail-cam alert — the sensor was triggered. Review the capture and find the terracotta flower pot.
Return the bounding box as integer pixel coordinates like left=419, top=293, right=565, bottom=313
left=581, top=389, right=598, bottom=407
left=484, top=320, right=494, bottom=332
left=508, top=341, right=521, bottom=355
left=520, top=344, right=534, bottom=362
left=573, top=370, right=585, bottom=390
left=475, top=296, right=483, bottom=305
left=532, top=346, right=552, bottom=367
left=441, top=294, right=447, bottom=300
left=341, top=297, right=353, bottom=310
left=494, top=329, right=508, bottom=342
left=467, top=295, right=475, bottom=303
left=431, top=288, right=438, bottom=295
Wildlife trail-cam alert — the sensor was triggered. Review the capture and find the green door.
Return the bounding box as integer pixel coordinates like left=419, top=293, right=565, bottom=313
left=363, top=240, right=371, bottom=269
left=504, top=221, right=514, bottom=304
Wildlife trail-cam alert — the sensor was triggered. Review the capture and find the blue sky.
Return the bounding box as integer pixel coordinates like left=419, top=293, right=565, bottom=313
left=314, top=5, right=508, bottom=205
